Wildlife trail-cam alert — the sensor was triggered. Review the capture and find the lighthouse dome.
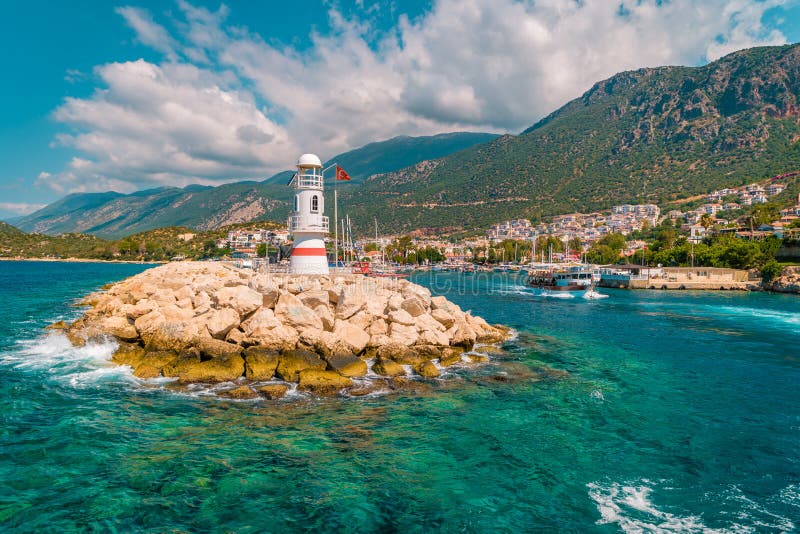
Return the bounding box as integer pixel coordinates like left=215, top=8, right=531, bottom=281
left=297, top=153, right=322, bottom=168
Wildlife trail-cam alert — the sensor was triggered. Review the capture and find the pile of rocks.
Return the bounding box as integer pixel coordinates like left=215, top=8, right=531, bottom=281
left=764, top=265, right=800, bottom=293
left=58, top=262, right=510, bottom=398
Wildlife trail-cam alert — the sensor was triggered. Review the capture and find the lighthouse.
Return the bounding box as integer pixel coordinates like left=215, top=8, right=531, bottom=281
left=288, top=153, right=330, bottom=274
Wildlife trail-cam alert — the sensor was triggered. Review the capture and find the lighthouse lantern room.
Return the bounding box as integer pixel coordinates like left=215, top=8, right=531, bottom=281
left=288, top=153, right=329, bottom=274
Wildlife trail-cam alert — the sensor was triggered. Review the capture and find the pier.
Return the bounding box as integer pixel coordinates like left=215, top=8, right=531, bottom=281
left=599, top=266, right=757, bottom=290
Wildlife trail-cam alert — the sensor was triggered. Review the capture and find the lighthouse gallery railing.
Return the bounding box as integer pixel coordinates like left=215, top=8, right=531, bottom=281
left=288, top=215, right=329, bottom=233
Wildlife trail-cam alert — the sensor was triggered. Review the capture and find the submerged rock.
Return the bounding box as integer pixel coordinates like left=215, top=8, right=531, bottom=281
left=297, top=369, right=352, bottom=395
left=256, top=384, right=289, bottom=399
left=218, top=386, right=259, bottom=399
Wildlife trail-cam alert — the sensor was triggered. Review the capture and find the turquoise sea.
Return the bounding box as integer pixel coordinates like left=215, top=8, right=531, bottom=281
left=1, top=261, right=799, bottom=532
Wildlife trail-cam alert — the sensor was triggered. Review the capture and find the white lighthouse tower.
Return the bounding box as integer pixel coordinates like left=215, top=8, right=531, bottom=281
left=288, top=153, right=329, bottom=274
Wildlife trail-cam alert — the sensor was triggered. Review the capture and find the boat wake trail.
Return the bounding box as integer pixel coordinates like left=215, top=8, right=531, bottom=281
left=582, top=289, right=608, bottom=300
left=495, top=286, right=577, bottom=299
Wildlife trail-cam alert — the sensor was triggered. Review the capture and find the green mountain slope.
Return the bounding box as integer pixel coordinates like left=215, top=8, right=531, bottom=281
left=323, top=132, right=499, bottom=182
left=17, top=132, right=497, bottom=238
left=339, top=44, right=800, bottom=233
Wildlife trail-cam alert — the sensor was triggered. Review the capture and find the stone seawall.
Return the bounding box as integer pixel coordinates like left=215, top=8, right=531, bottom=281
left=56, top=262, right=510, bottom=398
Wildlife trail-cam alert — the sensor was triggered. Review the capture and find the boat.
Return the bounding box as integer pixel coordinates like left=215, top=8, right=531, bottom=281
left=527, top=264, right=598, bottom=292
left=352, top=261, right=410, bottom=278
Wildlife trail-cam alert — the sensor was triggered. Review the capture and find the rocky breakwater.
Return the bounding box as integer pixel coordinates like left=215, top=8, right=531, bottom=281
left=59, top=262, right=510, bottom=399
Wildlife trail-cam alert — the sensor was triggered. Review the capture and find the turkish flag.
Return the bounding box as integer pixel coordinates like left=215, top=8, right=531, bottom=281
left=335, top=165, right=351, bottom=181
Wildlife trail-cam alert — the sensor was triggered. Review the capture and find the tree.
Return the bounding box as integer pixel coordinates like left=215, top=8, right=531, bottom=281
left=256, top=243, right=267, bottom=257
left=700, top=213, right=713, bottom=230
left=750, top=203, right=780, bottom=226
left=760, top=260, right=783, bottom=283
left=597, top=233, right=626, bottom=252
left=585, top=244, right=619, bottom=265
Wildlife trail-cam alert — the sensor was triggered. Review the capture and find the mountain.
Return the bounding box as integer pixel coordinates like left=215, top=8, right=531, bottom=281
left=18, top=45, right=800, bottom=238
left=17, top=132, right=498, bottom=238
left=0, top=221, right=24, bottom=236
left=338, top=44, right=800, bottom=233
left=322, top=132, right=499, bottom=182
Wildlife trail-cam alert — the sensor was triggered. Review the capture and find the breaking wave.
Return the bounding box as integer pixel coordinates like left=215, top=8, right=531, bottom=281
left=587, top=479, right=796, bottom=533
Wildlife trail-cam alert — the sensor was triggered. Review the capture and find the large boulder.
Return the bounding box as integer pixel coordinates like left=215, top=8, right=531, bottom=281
left=244, top=347, right=280, bottom=380
left=173, top=355, right=246, bottom=383
left=372, top=358, right=405, bottom=377
left=388, top=309, right=415, bottom=326
left=439, top=347, right=465, bottom=367
left=402, top=284, right=432, bottom=307
left=242, top=308, right=281, bottom=338
left=111, top=342, right=147, bottom=368
left=335, top=286, right=367, bottom=319
left=213, top=286, right=263, bottom=316
left=274, top=293, right=323, bottom=332
left=298, top=289, right=329, bottom=309
left=401, top=297, right=427, bottom=317
left=248, top=274, right=280, bottom=308
left=325, top=353, right=368, bottom=377
left=314, top=305, right=334, bottom=331
left=250, top=324, right=299, bottom=351
left=368, top=318, right=388, bottom=336
left=257, top=384, right=289, bottom=399
left=389, top=322, right=419, bottom=346
left=448, top=319, right=477, bottom=350
left=275, top=349, right=327, bottom=382
left=136, top=311, right=207, bottom=352
left=297, top=369, right=352, bottom=395
left=333, top=321, right=370, bottom=354
left=206, top=307, right=240, bottom=339
left=431, top=308, right=455, bottom=329
left=195, top=338, right=243, bottom=359
left=418, top=328, right=450, bottom=346
left=386, top=293, right=404, bottom=311
left=100, top=316, right=138, bottom=342
left=415, top=360, right=440, bottom=378
left=377, top=343, right=425, bottom=365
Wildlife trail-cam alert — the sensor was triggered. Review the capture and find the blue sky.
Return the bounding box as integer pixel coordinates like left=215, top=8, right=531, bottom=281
left=1, top=0, right=798, bottom=220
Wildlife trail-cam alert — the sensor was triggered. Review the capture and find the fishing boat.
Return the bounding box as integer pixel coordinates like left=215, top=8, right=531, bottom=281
left=527, top=264, right=598, bottom=292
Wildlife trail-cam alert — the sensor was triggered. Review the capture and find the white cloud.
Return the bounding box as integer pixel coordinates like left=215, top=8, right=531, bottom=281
left=44, top=0, right=789, bottom=194
left=0, top=202, right=47, bottom=215
left=115, top=6, right=179, bottom=60
left=49, top=59, right=295, bottom=192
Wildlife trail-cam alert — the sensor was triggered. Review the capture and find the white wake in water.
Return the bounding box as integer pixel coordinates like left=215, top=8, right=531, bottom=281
left=587, top=479, right=796, bottom=533
left=712, top=305, right=800, bottom=327
left=588, top=481, right=711, bottom=533
left=0, top=331, right=138, bottom=389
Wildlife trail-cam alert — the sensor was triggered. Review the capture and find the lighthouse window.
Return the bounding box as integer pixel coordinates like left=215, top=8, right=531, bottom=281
left=294, top=195, right=299, bottom=212
left=311, top=195, right=319, bottom=213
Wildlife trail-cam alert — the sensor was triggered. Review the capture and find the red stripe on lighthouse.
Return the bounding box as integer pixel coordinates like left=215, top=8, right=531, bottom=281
left=290, top=247, right=327, bottom=256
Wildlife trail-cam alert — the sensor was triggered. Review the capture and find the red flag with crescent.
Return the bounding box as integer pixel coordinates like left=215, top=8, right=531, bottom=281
left=335, top=165, right=351, bottom=181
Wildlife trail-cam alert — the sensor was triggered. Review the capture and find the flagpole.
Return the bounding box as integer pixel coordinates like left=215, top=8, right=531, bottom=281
left=334, top=188, right=338, bottom=269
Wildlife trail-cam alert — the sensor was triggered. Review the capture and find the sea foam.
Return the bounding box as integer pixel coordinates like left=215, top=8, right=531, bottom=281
left=0, top=331, right=138, bottom=389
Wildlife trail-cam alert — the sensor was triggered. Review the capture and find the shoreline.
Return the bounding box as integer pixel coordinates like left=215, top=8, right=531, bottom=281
left=0, top=257, right=165, bottom=264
